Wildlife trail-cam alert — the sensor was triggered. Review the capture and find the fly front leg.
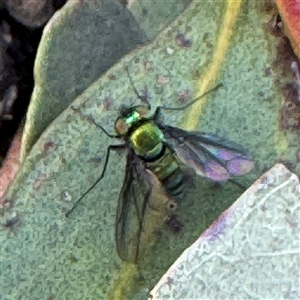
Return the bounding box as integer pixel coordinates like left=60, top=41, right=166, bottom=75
left=66, top=144, right=126, bottom=217
left=71, top=105, right=121, bottom=139
left=152, top=106, right=164, bottom=122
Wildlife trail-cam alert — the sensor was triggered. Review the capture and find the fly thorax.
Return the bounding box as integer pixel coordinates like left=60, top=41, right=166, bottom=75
left=130, top=122, right=164, bottom=158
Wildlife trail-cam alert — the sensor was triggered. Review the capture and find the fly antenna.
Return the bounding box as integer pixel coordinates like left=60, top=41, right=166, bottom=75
left=159, top=83, right=224, bottom=111
left=124, top=65, right=151, bottom=109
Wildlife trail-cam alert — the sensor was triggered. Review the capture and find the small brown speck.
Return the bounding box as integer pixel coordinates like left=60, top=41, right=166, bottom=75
left=175, top=33, right=192, bottom=48
left=157, top=75, right=170, bottom=85
left=144, top=61, right=153, bottom=71
left=43, top=141, right=55, bottom=155
left=103, top=97, right=113, bottom=111
left=33, top=173, right=47, bottom=190
left=107, top=74, right=116, bottom=81
left=166, top=276, right=174, bottom=287
left=177, top=89, right=190, bottom=103
left=0, top=197, right=12, bottom=209
left=89, top=157, right=102, bottom=164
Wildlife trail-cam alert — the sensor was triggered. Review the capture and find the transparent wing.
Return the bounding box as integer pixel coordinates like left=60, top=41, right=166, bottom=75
left=159, top=124, right=254, bottom=182
left=115, top=147, right=153, bottom=263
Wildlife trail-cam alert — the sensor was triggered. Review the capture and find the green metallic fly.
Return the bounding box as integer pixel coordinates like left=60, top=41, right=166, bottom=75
left=66, top=67, right=254, bottom=263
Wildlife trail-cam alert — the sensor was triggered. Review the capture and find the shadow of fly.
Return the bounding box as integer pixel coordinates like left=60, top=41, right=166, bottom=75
left=66, top=67, right=254, bottom=263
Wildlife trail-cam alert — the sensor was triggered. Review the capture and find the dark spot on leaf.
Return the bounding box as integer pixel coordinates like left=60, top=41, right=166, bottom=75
left=262, top=67, right=272, bottom=77
left=285, top=213, right=298, bottom=229
left=103, top=97, right=113, bottom=111
left=177, top=89, right=190, bottom=104
left=142, top=8, right=148, bottom=17
left=0, top=197, right=12, bottom=209
left=175, top=33, right=192, bottom=48
left=3, top=213, right=18, bottom=228
left=89, top=157, right=102, bottom=164
left=156, top=75, right=170, bottom=85
left=144, top=61, right=153, bottom=71
left=107, top=74, right=116, bottom=81
left=43, top=141, right=55, bottom=155
left=166, top=214, right=184, bottom=233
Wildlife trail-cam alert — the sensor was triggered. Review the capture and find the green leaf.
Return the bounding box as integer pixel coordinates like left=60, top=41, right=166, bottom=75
left=2, top=1, right=299, bottom=299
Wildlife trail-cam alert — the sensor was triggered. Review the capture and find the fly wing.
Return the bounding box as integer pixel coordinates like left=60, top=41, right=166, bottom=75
left=115, top=147, right=153, bottom=263
left=160, top=124, right=254, bottom=182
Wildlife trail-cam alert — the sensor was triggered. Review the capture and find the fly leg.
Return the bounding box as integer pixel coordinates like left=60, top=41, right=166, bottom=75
left=228, top=179, right=246, bottom=191
left=66, top=144, right=126, bottom=217
left=71, top=105, right=121, bottom=138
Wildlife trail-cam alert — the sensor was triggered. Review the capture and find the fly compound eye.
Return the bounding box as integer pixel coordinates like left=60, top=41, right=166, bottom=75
left=135, top=105, right=149, bottom=118
left=166, top=199, right=178, bottom=211
left=114, top=117, right=128, bottom=136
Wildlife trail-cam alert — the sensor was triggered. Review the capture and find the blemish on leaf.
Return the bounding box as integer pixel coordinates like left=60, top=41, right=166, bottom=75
left=285, top=212, right=298, bottom=229
left=175, top=33, right=192, bottom=48
left=165, top=214, right=184, bottom=233
left=166, top=276, right=174, bottom=287
left=33, top=173, right=47, bottom=190
left=0, top=197, right=12, bottom=210
left=103, top=97, right=113, bottom=111
left=156, top=74, right=170, bottom=85
left=43, top=141, right=55, bottom=155
left=60, top=190, right=72, bottom=202
left=3, top=212, right=18, bottom=228
left=89, top=157, right=102, bottom=165
left=144, top=61, right=153, bottom=71
left=177, top=89, right=190, bottom=104
left=107, top=74, right=116, bottom=81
